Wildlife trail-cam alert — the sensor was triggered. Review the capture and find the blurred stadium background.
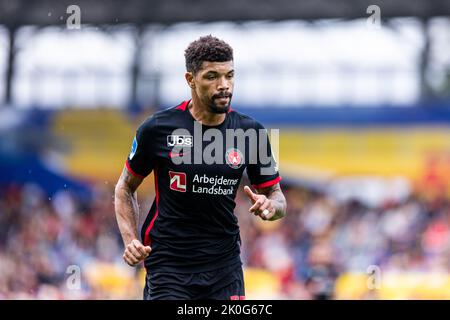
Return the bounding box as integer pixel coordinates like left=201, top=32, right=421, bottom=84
left=1, top=0, right=450, bottom=299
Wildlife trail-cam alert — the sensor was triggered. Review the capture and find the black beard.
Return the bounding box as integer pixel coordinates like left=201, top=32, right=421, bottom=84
left=208, top=94, right=232, bottom=114
left=208, top=103, right=229, bottom=114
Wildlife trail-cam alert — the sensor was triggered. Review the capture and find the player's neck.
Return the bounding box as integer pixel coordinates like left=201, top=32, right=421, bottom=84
left=188, top=98, right=226, bottom=127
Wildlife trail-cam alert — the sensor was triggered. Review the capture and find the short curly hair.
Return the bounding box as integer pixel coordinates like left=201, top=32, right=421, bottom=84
left=184, top=35, right=233, bottom=74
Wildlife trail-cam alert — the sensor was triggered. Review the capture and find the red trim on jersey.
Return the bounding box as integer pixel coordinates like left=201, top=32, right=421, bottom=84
left=176, top=99, right=234, bottom=113
left=176, top=100, right=190, bottom=111
left=144, top=168, right=159, bottom=247
left=252, top=176, right=281, bottom=189
left=125, top=160, right=145, bottom=179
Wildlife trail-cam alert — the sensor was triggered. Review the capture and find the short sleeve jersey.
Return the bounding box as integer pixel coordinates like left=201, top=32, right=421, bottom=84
left=126, top=100, right=280, bottom=273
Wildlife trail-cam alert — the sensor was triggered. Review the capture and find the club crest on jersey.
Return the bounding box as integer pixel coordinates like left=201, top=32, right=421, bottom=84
left=225, top=148, right=243, bottom=169
left=167, top=135, right=193, bottom=147
left=129, top=136, right=137, bottom=160
left=169, top=171, right=187, bottom=192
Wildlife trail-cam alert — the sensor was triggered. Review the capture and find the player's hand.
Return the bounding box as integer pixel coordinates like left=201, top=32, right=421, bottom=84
left=123, top=239, right=151, bottom=266
left=243, top=186, right=274, bottom=220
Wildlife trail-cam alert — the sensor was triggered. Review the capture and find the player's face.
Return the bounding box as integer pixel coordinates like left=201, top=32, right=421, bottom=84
left=191, top=61, right=234, bottom=114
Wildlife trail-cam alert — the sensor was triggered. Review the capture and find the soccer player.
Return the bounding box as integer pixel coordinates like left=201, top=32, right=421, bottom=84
left=114, top=35, right=287, bottom=300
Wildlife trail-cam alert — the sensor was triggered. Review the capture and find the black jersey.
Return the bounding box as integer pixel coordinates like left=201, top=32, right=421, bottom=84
left=125, top=100, right=280, bottom=273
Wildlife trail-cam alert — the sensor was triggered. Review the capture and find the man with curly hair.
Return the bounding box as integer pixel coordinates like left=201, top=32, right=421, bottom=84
left=115, top=35, right=287, bottom=300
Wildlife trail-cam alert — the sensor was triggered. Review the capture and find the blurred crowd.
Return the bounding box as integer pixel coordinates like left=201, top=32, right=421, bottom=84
left=0, top=179, right=449, bottom=299
left=0, top=183, right=127, bottom=299
left=236, top=183, right=450, bottom=299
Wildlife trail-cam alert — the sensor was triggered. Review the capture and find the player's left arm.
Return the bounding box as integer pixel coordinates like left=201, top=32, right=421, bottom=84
left=244, top=183, right=287, bottom=221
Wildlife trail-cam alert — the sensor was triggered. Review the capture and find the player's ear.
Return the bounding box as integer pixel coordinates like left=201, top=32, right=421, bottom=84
left=185, top=72, right=195, bottom=89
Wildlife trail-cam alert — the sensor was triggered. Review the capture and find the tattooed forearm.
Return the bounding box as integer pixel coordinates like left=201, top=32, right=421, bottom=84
left=114, top=168, right=144, bottom=246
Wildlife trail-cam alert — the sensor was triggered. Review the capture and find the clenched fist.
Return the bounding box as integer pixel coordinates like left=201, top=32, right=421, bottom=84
left=123, top=239, right=151, bottom=266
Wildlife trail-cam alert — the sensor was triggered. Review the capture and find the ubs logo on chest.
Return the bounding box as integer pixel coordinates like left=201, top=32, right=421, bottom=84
left=167, top=135, right=193, bottom=147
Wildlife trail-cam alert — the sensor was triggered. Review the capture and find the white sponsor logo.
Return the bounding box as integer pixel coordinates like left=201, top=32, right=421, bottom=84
left=167, top=135, right=193, bottom=147
left=192, top=174, right=239, bottom=195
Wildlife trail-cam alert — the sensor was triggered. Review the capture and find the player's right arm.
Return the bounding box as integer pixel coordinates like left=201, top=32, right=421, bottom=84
left=115, top=168, right=151, bottom=266
left=114, top=117, right=156, bottom=266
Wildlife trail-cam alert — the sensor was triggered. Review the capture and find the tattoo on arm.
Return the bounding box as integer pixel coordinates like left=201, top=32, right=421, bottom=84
left=256, top=183, right=287, bottom=221
left=114, top=168, right=144, bottom=245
